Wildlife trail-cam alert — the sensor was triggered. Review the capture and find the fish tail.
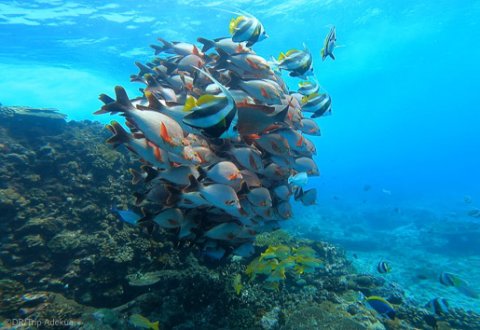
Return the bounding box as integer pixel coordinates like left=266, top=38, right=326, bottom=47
left=105, top=121, right=130, bottom=147
left=95, top=86, right=133, bottom=115
left=129, top=168, right=144, bottom=185
left=133, top=192, right=146, bottom=206
left=197, top=37, right=216, bottom=52
left=134, top=61, right=153, bottom=76
left=184, top=174, right=200, bottom=193
left=196, top=165, right=208, bottom=181
left=214, top=48, right=230, bottom=68
left=329, top=53, right=335, bottom=60
left=140, top=165, right=159, bottom=183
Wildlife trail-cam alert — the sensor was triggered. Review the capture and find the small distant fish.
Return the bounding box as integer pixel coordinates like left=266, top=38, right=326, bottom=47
left=439, top=272, right=479, bottom=298
left=382, top=188, right=392, bottom=195
left=426, top=297, right=449, bottom=315
left=467, top=208, right=480, bottom=218
left=111, top=205, right=141, bottom=226
left=363, top=184, right=372, bottom=192
left=321, top=26, right=336, bottom=61
left=464, top=195, right=472, bottom=204
left=233, top=274, right=243, bottom=295
left=129, top=314, right=160, bottom=330
left=377, top=261, right=391, bottom=274
left=364, top=295, right=396, bottom=320
left=288, top=172, right=308, bottom=186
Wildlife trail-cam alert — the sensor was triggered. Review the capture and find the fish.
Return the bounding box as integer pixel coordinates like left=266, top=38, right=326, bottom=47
left=233, top=274, right=243, bottom=295
left=321, top=26, right=336, bottom=61
left=439, top=272, right=479, bottom=298
left=106, top=121, right=171, bottom=169
left=294, top=187, right=317, bottom=206
left=237, top=104, right=289, bottom=136
left=299, top=118, right=321, bottom=136
left=288, top=172, right=308, bottom=186
left=229, top=146, right=264, bottom=173
left=293, top=157, right=319, bottom=175
left=229, top=12, right=268, bottom=47
left=377, top=261, right=391, bottom=274
left=301, top=93, right=332, bottom=118
left=129, top=314, right=160, bottom=330
left=298, top=79, right=319, bottom=96
left=151, top=38, right=202, bottom=57
left=229, top=75, right=284, bottom=105
left=275, top=45, right=313, bottom=79
left=216, top=50, right=271, bottom=75
left=255, top=133, right=290, bottom=156
left=197, top=37, right=249, bottom=54
left=155, top=165, right=200, bottom=186
left=184, top=175, right=241, bottom=214
left=276, top=201, right=292, bottom=219
left=364, top=295, right=396, bottom=320
left=205, top=222, right=243, bottom=240
left=233, top=242, right=255, bottom=257
left=111, top=205, right=141, bottom=226
left=246, top=187, right=272, bottom=208
left=273, top=185, right=292, bottom=201
left=97, top=87, right=190, bottom=156
left=426, top=297, right=449, bottom=315
left=182, top=68, right=239, bottom=139
left=139, top=208, right=184, bottom=229
left=199, top=161, right=243, bottom=186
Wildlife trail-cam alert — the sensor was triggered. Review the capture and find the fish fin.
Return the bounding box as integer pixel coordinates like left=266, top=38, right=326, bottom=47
left=329, top=53, right=335, bottom=60
left=277, top=52, right=286, bottom=61
left=99, top=94, right=115, bottom=105
left=144, top=91, right=165, bottom=111
left=105, top=121, right=130, bottom=147
left=165, top=185, right=181, bottom=206
left=196, top=165, right=208, bottom=181
left=197, top=94, right=220, bottom=106
left=192, top=45, right=201, bottom=56
left=215, top=48, right=230, bottom=68
left=184, top=174, right=200, bottom=193
left=133, top=192, right=146, bottom=206
left=237, top=180, right=250, bottom=195
left=197, top=37, right=216, bottom=52
left=95, top=86, right=132, bottom=115
left=184, top=95, right=197, bottom=112
left=160, top=122, right=174, bottom=145
left=140, top=165, right=158, bottom=183
left=150, top=44, right=164, bottom=55
left=129, top=168, right=144, bottom=185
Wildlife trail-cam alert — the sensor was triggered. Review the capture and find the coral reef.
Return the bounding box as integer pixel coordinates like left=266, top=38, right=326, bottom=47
left=1, top=108, right=479, bottom=329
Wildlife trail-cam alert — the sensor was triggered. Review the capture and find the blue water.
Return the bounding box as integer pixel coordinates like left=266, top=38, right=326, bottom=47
left=1, top=0, right=479, bottom=313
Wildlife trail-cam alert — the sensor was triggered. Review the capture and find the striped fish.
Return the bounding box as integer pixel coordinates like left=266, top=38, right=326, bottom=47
left=301, top=93, right=332, bottom=118
left=298, top=79, right=319, bottom=96
left=229, top=12, right=268, bottom=47
left=182, top=68, right=238, bottom=139
left=276, top=45, right=313, bottom=79
left=321, top=26, right=336, bottom=61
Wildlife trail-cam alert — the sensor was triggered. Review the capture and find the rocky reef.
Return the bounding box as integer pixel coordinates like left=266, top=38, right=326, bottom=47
left=1, top=106, right=479, bottom=329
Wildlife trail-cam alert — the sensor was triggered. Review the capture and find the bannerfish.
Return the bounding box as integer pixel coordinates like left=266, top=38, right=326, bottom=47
left=276, top=45, right=313, bottom=79
left=229, top=12, right=268, bottom=47
left=377, top=261, right=391, bottom=274
left=440, top=272, right=479, bottom=298
left=298, top=79, right=319, bottom=96
left=321, top=26, right=336, bottom=61
left=288, top=172, right=308, bottom=186
left=182, top=68, right=239, bottom=139
left=111, top=205, right=141, bottom=226
left=301, top=93, right=332, bottom=118
left=426, top=297, right=449, bottom=315
left=294, top=187, right=317, bottom=206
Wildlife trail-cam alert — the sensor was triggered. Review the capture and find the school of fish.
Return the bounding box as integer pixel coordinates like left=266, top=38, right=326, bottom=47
left=95, top=11, right=335, bottom=258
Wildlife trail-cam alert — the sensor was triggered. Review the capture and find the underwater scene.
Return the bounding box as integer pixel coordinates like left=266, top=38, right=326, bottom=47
left=0, top=0, right=479, bottom=329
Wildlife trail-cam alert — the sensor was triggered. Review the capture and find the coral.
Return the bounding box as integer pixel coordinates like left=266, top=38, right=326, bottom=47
left=254, top=230, right=294, bottom=248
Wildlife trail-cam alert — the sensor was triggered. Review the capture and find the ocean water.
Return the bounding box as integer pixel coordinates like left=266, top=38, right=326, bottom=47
left=1, top=0, right=480, bottom=325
